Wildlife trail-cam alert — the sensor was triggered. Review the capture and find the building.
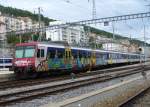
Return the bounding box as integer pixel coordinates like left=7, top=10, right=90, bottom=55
left=139, top=46, right=150, bottom=57
left=0, top=15, right=45, bottom=32
left=0, top=21, right=6, bottom=40
left=0, top=21, right=11, bottom=57
left=46, top=21, right=88, bottom=45
left=88, top=32, right=138, bottom=52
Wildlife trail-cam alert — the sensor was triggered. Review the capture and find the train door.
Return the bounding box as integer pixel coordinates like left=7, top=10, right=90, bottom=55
left=36, top=46, right=48, bottom=72
left=91, top=51, right=96, bottom=66
left=65, top=48, right=72, bottom=69
left=108, top=53, right=113, bottom=64
left=37, top=46, right=47, bottom=59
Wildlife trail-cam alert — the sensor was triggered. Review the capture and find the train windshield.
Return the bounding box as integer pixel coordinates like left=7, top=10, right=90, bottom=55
left=15, top=46, right=35, bottom=58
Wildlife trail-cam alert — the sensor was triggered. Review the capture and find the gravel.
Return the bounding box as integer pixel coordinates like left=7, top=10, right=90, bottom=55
left=121, top=87, right=150, bottom=107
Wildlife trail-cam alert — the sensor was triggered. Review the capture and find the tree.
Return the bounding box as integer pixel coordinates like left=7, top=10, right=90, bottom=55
left=0, top=5, right=55, bottom=26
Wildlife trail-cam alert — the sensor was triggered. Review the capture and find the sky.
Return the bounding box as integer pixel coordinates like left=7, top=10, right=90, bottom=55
left=0, top=0, right=150, bottom=42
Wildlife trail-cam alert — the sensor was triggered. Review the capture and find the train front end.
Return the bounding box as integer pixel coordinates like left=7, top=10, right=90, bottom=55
left=13, top=42, right=37, bottom=78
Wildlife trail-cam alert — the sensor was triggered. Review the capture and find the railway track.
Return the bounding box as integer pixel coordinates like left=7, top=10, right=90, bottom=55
left=0, top=64, right=149, bottom=106
left=0, top=63, right=147, bottom=90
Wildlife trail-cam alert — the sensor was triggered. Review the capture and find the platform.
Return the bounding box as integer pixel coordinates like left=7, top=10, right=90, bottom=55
left=0, top=70, right=14, bottom=82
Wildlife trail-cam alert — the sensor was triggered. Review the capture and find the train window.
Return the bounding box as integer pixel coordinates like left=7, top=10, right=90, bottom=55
left=37, top=49, right=40, bottom=58
left=57, top=50, right=63, bottom=58
left=125, top=55, right=127, bottom=59
left=15, top=46, right=24, bottom=58
left=82, top=51, right=86, bottom=58
left=120, top=54, right=122, bottom=59
left=96, top=52, right=101, bottom=58
left=79, top=52, right=82, bottom=59
left=37, top=49, right=45, bottom=58
left=24, top=46, right=35, bottom=58
left=0, top=59, right=3, bottom=63
left=72, top=50, right=77, bottom=59
left=103, top=53, right=108, bottom=60
left=88, top=52, right=91, bottom=58
left=41, top=49, right=44, bottom=57
left=85, top=52, right=88, bottom=58
left=0, top=59, right=12, bottom=64
left=111, top=53, right=113, bottom=59
left=109, top=53, right=111, bottom=59
left=122, top=54, right=124, bottom=59
left=96, top=52, right=103, bottom=59
left=72, top=52, right=77, bottom=58
left=116, top=54, right=118, bottom=59
left=5, top=59, right=12, bottom=63
left=112, top=53, right=116, bottom=59
left=96, top=52, right=99, bottom=58
left=50, top=51, right=56, bottom=58
left=130, top=55, right=132, bottom=59
left=47, top=51, right=51, bottom=59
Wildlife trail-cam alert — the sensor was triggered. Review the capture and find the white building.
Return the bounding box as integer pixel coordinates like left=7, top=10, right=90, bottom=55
left=0, top=15, right=45, bottom=32
left=102, top=41, right=139, bottom=53
left=102, top=43, right=122, bottom=51
left=0, top=21, right=6, bottom=40
left=46, top=21, right=87, bottom=45
left=140, top=46, right=150, bottom=57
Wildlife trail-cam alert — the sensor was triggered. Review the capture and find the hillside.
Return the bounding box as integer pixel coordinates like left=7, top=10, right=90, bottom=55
left=0, top=5, right=55, bottom=26
left=1, top=5, right=148, bottom=46
left=84, top=26, right=150, bottom=46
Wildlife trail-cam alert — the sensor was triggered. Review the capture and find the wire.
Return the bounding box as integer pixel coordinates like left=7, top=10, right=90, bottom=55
left=61, top=0, right=90, bottom=15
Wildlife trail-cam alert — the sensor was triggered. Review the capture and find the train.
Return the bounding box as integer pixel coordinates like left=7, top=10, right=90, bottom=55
left=0, top=57, right=13, bottom=68
left=13, top=41, right=145, bottom=78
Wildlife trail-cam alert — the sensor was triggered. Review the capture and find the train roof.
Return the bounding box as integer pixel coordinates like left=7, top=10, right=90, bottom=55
left=16, top=42, right=144, bottom=55
left=0, top=57, right=13, bottom=59
left=16, top=41, right=69, bottom=47
left=16, top=42, right=38, bottom=46
left=38, top=42, right=143, bottom=55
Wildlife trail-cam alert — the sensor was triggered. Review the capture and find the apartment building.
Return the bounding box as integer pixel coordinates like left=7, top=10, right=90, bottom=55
left=46, top=21, right=88, bottom=45
left=0, top=21, right=6, bottom=40
left=0, top=14, right=45, bottom=33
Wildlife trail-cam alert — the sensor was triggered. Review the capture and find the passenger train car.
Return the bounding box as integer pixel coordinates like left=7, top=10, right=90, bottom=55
left=13, top=42, right=145, bottom=78
left=0, top=57, right=13, bottom=68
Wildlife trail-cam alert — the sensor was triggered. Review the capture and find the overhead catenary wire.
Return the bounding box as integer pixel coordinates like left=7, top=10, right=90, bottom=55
left=61, top=0, right=91, bottom=15
left=2, top=12, right=150, bottom=38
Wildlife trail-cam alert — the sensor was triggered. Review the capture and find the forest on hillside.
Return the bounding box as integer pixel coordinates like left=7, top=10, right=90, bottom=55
left=0, top=5, right=55, bottom=26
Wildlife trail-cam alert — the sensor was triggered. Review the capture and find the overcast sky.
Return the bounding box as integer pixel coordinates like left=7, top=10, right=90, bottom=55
left=0, top=0, right=150, bottom=42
